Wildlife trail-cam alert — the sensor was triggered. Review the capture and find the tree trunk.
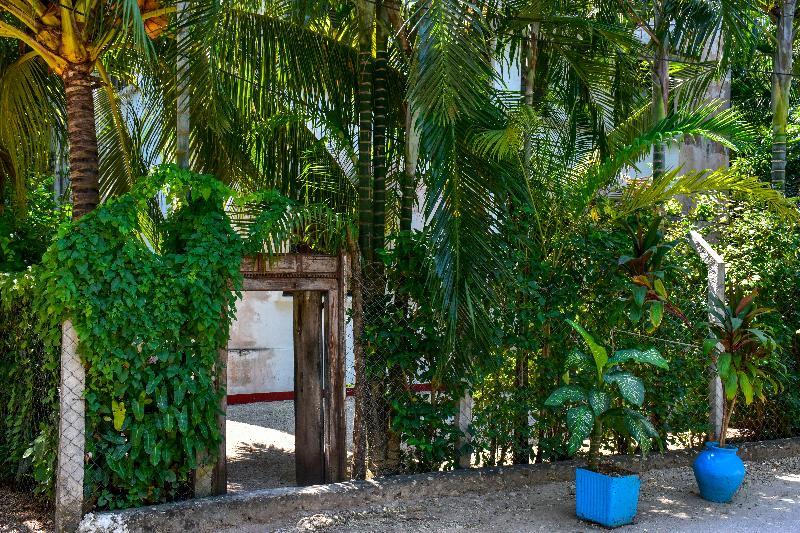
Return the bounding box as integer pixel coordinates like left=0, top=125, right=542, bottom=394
left=513, top=350, right=530, bottom=464
left=400, top=104, right=419, bottom=232
left=176, top=0, right=191, bottom=169
left=522, top=23, right=540, bottom=165
left=771, top=0, right=796, bottom=192
left=652, top=35, right=669, bottom=180
left=63, top=63, right=100, bottom=220
left=372, top=4, right=388, bottom=252
left=357, top=4, right=375, bottom=257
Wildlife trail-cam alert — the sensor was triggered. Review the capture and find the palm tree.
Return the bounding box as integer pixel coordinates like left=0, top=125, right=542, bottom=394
left=0, top=1, right=170, bottom=219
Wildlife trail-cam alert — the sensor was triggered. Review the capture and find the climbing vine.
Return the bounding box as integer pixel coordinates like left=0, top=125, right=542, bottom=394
left=35, top=166, right=243, bottom=509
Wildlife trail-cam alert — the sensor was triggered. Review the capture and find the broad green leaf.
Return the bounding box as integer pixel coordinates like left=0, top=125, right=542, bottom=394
left=739, top=371, right=753, bottom=405
left=609, top=347, right=668, bottom=369
left=650, top=301, right=664, bottom=328
left=588, top=389, right=611, bottom=416
left=624, top=416, right=652, bottom=454
left=566, top=406, right=594, bottom=455
left=111, top=400, right=126, bottom=431
left=632, top=285, right=647, bottom=307
left=545, top=386, right=586, bottom=407
left=564, top=349, right=593, bottom=371
left=604, top=372, right=645, bottom=406
left=717, top=353, right=732, bottom=379
left=703, top=337, right=719, bottom=357
left=637, top=414, right=659, bottom=438
left=131, top=398, right=144, bottom=422
left=156, top=387, right=168, bottom=411
left=654, top=278, right=667, bottom=299
left=566, top=320, right=608, bottom=380
left=724, top=370, right=739, bottom=401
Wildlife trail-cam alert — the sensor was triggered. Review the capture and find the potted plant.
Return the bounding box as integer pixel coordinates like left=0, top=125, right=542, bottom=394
left=693, top=287, right=779, bottom=503
left=545, top=320, right=668, bottom=528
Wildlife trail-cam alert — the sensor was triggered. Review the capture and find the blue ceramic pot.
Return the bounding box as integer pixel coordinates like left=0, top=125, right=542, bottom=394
left=575, top=467, right=640, bottom=528
left=693, top=441, right=746, bottom=503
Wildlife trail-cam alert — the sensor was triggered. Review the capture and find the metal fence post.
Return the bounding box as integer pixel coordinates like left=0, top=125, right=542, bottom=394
left=55, top=320, right=85, bottom=533
left=688, top=230, right=726, bottom=442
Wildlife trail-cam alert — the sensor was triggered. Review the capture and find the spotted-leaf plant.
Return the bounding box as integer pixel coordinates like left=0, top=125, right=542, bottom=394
left=545, top=320, right=668, bottom=471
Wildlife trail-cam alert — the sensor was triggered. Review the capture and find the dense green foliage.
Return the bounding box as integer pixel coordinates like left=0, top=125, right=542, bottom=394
left=0, top=175, right=68, bottom=271
left=0, top=270, right=60, bottom=495
left=39, top=167, right=242, bottom=509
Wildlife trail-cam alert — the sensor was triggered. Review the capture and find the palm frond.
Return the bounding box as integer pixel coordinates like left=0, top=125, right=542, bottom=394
left=616, top=167, right=799, bottom=221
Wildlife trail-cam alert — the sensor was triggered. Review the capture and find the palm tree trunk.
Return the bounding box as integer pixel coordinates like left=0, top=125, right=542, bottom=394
left=176, top=0, right=191, bottom=169
left=401, top=101, right=419, bottom=232
left=372, top=5, right=388, bottom=253
left=357, top=4, right=375, bottom=258
left=63, top=63, right=100, bottom=220
left=522, top=23, right=540, bottom=164
left=652, top=37, right=669, bottom=180
left=771, top=0, right=796, bottom=192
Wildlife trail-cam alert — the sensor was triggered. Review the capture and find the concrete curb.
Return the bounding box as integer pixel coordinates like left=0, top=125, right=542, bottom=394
left=78, top=437, right=800, bottom=533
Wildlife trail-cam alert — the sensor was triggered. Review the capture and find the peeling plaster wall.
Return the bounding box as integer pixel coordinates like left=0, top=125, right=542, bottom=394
left=228, top=292, right=294, bottom=395
left=227, top=292, right=355, bottom=396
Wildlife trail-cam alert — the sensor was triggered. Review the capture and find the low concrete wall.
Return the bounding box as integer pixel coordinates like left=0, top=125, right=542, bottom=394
left=78, top=437, right=800, bottom=533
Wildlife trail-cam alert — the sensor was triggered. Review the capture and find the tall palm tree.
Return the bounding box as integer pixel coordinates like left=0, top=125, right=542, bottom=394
left=0, top=1, right=170, bottom=218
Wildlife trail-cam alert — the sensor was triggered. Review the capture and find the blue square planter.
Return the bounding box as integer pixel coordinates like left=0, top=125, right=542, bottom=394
left=575, top=467, right=641, bottom=528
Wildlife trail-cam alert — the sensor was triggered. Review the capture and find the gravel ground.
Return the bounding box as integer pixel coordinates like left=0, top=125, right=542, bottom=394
left=227, top=399, right=356, bottom=492
left=257, top=455, right=800, bottom=533
left=0, top=484, right=52, bottom=533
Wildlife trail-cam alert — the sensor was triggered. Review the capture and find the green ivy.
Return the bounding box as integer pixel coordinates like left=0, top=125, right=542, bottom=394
left=34, top=166, right=244, bottom=509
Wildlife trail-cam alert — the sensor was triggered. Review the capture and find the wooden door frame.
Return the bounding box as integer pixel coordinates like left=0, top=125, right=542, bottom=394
left=215, top=252, right=348, bottom=489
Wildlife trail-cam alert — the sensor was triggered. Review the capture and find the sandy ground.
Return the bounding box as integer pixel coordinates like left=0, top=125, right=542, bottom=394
left=226, top=420, right=297, bottom=491
left=258, top=455, right=800, bottom=533
left=4, top=455, right=800, bottom=532
left=226, top=399, right=355, bottom=492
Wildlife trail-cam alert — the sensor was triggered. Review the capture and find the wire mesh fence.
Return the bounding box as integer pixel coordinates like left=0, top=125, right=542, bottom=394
left=3, top=253, right=800, bottom=527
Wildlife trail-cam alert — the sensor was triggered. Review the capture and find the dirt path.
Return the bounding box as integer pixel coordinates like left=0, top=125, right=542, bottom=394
left=265, top=455, right=800, bottom=533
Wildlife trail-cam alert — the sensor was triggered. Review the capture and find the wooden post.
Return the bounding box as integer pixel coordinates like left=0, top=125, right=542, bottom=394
left=294, top=291, right=325, bottom=485
left=55, top=320, right=85, bottom=533
left=688, top=231, right=726, bottom=442
left=323, top=274, right=347, bottom=482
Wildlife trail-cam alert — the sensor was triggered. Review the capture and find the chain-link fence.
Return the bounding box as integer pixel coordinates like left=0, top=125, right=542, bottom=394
left=3, top=250, right=800, bottom=528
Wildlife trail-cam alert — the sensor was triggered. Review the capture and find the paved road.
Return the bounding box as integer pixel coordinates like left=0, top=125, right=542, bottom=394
left=267, top=455, right=800, bottom=532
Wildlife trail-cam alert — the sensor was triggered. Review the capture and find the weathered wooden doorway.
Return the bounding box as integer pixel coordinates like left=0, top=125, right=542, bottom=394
left=219, top=253, right=347, bottom=488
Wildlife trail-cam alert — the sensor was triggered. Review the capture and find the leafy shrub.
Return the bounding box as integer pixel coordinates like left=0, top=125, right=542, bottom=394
left=0, top=175, right=68, bottom=272
left=33, top=166, right=243, bottom=509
